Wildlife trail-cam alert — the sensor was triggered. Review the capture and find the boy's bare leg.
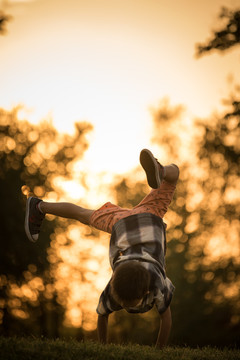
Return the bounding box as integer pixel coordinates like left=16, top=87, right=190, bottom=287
left=40, top=202, right=95, bottom=225
left=163, top=164, right=179, bottom=184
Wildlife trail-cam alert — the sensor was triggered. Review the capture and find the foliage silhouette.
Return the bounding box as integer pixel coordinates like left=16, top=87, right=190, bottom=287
left=196, top=7, right=240, bottom=56
left=0, top=12, right=11, bottom=35
left=0, top=107, right=92, bottom=337
left=195, top=10, right=240, bottom=346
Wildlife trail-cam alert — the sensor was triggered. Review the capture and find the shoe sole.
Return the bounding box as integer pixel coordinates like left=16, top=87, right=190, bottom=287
left=140, top=149, right=161, bottom=189
left=25, top=196, right=36, bottom=242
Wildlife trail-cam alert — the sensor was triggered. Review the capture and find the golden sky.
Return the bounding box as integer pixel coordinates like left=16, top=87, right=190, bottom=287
left=1, top=0, right=240, bottom=174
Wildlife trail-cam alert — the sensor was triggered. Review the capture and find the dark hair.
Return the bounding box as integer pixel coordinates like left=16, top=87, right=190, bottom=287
left=111, top=261, right=150, bottom=303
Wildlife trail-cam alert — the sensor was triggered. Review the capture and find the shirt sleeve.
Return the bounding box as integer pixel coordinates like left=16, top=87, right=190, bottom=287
left=155, top=277, right=175, bottom=314
left=96, top=281, right=122, bottom=316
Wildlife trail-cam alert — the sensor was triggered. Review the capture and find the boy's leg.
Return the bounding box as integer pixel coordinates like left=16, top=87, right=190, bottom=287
left=162, top=164, right=179, bottom=185
left=40, top=201, right=94, bottom=225
left=25, top=197, right=94, bottom=242
left=133, top=149, right=179, bottom=219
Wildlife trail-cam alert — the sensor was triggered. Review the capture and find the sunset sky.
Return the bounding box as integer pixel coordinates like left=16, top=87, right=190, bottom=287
left=1, top=0, right=240, bottom=174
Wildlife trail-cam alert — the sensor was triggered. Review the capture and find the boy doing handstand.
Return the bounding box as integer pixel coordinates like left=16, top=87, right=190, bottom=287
left=25, top=149, right=179, bottom=348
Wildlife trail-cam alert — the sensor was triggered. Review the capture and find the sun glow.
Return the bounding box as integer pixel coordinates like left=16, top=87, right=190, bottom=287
left=48, top=224, right=111, bottom=330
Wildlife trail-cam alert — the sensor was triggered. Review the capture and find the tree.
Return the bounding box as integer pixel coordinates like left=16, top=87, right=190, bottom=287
left=195, top=9, right=240, bottom=335
left=196, top=7, right=240, bottom=56
left=0, top=106, right=92, bottom=337
left=171, top=6, right=240, bottom=345
left=0, top=12, right=11, bottom=35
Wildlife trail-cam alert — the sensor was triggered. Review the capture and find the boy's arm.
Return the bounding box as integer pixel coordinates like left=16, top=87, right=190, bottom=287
left=155, top=306, right=172, bottom=349
left=97, top=314, right=109, bottom=343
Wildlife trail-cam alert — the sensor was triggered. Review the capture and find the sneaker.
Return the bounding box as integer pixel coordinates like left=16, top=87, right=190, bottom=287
left=25, top=197, right=45, bottom=242
left=140, top=149, right=164, bottom=189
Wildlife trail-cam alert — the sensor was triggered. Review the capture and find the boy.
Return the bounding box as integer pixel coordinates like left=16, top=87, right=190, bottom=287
left=25, top=149, right=179, bottom=348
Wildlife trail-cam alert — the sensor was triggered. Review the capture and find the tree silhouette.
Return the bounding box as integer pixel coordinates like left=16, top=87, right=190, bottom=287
left=0, top=12, right=10, bottom=35
left=196, top=7, right=240, bottom=56
left=0, top=107, right=92, bottom=337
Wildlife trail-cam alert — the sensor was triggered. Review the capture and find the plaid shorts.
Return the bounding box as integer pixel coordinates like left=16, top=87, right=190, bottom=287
left=90, top=180, right=176, bottom=233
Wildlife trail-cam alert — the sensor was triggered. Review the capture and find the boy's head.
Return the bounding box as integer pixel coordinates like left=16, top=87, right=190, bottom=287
left=110, top=261, right=150, bottom=308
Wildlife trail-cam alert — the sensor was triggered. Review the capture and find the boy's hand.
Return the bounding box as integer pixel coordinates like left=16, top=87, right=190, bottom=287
left=97, top=314, right=109, bottom=344
left=155, top=306, right=172, bottom=349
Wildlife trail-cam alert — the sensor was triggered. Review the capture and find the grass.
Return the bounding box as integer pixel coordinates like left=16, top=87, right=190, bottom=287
left=0, top=337, right=239, bottom=360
